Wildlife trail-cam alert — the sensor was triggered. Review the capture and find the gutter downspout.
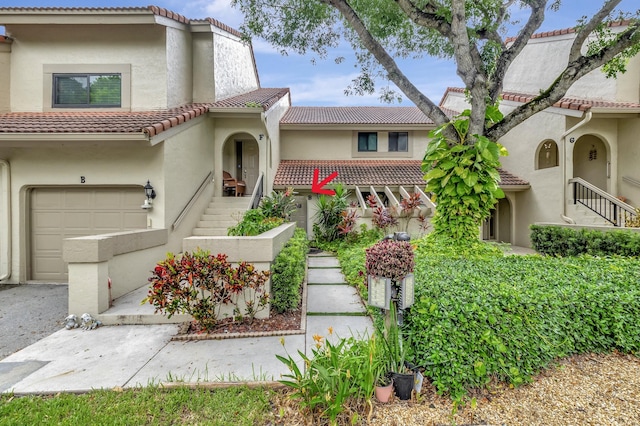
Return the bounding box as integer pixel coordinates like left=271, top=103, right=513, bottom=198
left=0, top=159, right=11, bottom=281
left=560, top=111, right=592, bottom=223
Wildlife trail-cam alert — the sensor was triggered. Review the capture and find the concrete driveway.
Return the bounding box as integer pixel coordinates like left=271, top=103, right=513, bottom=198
left=0, top=284, right=68, bottom=360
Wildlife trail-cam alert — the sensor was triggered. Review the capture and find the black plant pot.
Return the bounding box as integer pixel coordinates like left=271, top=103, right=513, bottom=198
left=391, top=372, right=414, bottom=400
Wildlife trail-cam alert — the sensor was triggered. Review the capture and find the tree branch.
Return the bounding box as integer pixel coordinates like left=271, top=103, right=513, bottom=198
left=321, top=0, right=451, bottom=129
left=489, top=0, right=547, bottom=103
left=487, top=19, right=640, bottom=141
left=569, top=0, right=621, bottom=62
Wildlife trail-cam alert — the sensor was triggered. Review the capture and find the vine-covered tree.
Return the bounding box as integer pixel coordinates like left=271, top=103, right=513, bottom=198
left=233, top=0, right=640, bottom=241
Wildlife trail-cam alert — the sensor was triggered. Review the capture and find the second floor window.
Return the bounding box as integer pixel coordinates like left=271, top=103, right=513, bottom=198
left=53, top=73, right=121, bottom=108
left=358, top=132, right=378, bottom=152
left=388, top=132, right=408, bottom=152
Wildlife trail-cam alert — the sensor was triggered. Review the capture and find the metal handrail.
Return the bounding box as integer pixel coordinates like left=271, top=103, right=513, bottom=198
left=249, top=172, right=264, bottom=210
left=569, top=177, right=637, bottom=227
left=171, top=171, right=213, bottom=231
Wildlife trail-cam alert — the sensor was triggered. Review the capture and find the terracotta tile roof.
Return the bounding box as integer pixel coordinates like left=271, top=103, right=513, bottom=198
left=505, top=19, right=634, bottom=43
left=0, top=104, right=212, bottom=137
left=441, top=87, right=640, bottom=112
left=211, top=88, right=290, bottom=111
left=273, top=160, right=529, bottom=188
left=280, top=106, right=443, bottom=125
left=0, top=6, right=243, bottom=37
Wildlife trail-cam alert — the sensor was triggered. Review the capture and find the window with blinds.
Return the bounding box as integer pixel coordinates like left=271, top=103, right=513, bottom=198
left=53, top=73, right=121, bottom=108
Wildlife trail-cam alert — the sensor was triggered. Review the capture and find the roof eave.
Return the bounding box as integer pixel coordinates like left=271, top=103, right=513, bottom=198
left=0, top=132, right=150, bottom=142
left=499, top=184, right=531, bottom=191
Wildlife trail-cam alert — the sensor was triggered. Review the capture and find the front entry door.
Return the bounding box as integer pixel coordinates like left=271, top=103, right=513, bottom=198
left=242, top=141, right=259, bottom=194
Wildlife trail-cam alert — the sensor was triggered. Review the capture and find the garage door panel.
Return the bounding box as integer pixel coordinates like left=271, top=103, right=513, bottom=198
left=33, top=211, right=63, bottom=228
left=31, top=187, right=146, bottom=282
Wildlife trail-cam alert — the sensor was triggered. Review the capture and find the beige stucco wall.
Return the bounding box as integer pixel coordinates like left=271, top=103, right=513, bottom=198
left=162, top=117, right=216, bottom=230
left=263, top=95, right=291, bottom=194
left=6, top=24, right=169, bottom=111
left=281, top=128, right=431, bottom=161
left=0, top=42, right=10, bottom=112
left=213, top=32, right=258, bottom=101
left=503, top=30, right=636, bottom=101
left=166, top=26, right=193, bottom=108
left=192, top=33, right=215, bottom=103
left=617, top=118, right=640, bottom=206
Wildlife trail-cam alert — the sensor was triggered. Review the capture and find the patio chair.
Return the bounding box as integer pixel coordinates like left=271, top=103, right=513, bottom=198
left=223, top=171, right=237, bottom=195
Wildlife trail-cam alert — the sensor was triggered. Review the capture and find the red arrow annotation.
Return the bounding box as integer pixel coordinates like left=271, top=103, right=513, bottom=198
left=311, top=169, right=338, bottom=196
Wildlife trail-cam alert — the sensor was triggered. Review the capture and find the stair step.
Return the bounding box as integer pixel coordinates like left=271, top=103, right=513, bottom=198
left=192, top=228, right=229, bottom=236
left=197, top=220, right=237, bottom=228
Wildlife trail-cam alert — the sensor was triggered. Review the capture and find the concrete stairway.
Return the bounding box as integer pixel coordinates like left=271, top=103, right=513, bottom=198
left=566, top=202, right=614, bottom=227
left=191, top=196, right=251, bottom=236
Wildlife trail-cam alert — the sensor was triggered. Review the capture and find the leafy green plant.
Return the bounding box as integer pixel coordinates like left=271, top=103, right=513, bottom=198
left=271, top=228, right=309, bottom=313
left=365, top=239, right=414, bottom=281
left=228, top=209, right=284, bottom=236
left=422, top=106, right=507, bottom=243
left=259, top=187, right=297, bottom=220
left=277, top=329, right=376, bottom=425
left=313, top=182, right=351, bottom=243
left=405, top=235, right=640, bottom=399
left=530, top=224, right=640, bottom=257
left=143, top=250, right=270, bottom=331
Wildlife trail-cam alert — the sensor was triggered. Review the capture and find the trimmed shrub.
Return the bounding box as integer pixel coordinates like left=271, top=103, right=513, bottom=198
left=271, top=228, right=309, bottom=313
left=405, top=236, right=640, bottom=398
left=530, top=224, right=640, bottom=257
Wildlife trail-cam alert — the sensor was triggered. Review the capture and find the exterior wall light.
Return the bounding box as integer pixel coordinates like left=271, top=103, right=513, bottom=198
left=142, top=180, right=156, bottom=210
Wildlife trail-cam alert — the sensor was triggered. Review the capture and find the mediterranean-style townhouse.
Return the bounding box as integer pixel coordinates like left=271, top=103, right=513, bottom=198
left=0, top=6, right=637, bottom=320
left=441, top=22, right=640, bottom=247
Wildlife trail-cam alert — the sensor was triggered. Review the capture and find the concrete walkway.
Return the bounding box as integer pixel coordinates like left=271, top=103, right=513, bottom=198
left=0, top=253, right=373, bottom=394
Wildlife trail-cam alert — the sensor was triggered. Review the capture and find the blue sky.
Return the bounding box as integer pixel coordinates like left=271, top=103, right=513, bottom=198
left=1, top=0, right=637, bottom=106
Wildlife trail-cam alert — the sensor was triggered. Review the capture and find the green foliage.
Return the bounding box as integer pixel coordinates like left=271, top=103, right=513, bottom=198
left=365, top=239, right=414, bottom=281
left=143, top=250, right=270, bottom=331
left=259, top=187, right=297, bottom=220
left=271, top=228, right=309, bottom=313
left=422, top=108, right=507, bottom=242
left=0, top=386, right=275, bottom=425
left=313, top=182, right=351, bottom=243
left=277, top=330, right=376, bottom=425
left=530, top=224, right=640, bottom=257
left=228, top=209, right=284, bottom=236
left=405, top=236, right=640, bottom=399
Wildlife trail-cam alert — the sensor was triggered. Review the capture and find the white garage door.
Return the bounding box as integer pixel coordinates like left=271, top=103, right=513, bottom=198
left=30, top=187, right=148, bottom=282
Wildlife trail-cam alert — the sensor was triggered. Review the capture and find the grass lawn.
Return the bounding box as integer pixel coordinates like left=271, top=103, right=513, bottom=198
left=0, top=386, right=276, bottom=426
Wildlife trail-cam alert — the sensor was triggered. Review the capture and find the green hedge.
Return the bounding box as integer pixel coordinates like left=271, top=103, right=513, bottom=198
left=530, top=224, right=640, bottom=257
left=406, top=236, right=640, bottom=398
left=270, top=228, right=309, bottom=313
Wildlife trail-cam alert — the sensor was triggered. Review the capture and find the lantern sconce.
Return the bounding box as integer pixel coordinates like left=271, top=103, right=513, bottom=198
left=141, top=180, right=156, bottom=210
left=368, top=275, right=391, bottom=310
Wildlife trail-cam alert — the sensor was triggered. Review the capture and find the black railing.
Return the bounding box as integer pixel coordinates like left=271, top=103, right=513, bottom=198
left=570, top=178, right=637, bottom=227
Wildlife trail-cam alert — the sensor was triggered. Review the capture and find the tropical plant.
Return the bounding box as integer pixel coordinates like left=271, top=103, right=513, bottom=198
left=277, top=329, right=377, bottom=425
left=422, top=107, right=507, bottom=242
left=313, top=182, right=350, bottom=243
left=259, top=187, right=297, bottom=220
left=143, top=250, right=270, bottom=331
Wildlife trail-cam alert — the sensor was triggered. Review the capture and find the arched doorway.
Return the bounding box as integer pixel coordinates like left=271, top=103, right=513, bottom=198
left=482, top=197, right=512, bottom=243
left=222, top=135, right=259, bottom=195
left=573, top=135, right=608, bottom=191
